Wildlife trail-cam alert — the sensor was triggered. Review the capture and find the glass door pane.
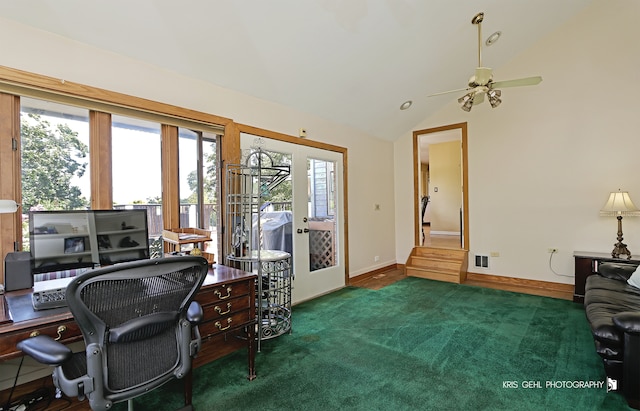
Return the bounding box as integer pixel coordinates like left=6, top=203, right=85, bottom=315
left=308, top=158, right=337, bottom=272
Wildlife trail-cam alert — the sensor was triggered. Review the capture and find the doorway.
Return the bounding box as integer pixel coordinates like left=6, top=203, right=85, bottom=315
left=413, top=123, right=469, bottom=250
left=240, top=133, right=346, bottom=304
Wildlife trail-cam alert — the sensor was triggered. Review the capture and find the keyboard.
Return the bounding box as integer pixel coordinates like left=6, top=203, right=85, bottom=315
left=32, top=287, right=68, bottom=311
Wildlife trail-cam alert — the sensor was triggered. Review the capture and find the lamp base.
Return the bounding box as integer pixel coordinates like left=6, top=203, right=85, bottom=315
left=612, top=242, right=632, bottom=260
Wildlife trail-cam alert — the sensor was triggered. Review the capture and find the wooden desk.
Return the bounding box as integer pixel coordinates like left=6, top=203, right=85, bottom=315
left=0, top=264, right=257, bottom=379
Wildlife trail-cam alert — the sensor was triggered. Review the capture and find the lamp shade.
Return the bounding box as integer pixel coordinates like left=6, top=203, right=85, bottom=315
left=600, top=190, right=640, bottom=216
left=0, top=199, right=19, bottom=214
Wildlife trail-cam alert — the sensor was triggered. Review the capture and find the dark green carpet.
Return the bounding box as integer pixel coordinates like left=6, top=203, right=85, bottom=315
left=117, top=277, right=632, bottom=410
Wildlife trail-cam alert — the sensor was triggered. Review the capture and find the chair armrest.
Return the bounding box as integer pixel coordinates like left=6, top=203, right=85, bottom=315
left=17, top=335, right=73, bottom=366
left=613, top=312, right=640, bottom=334
left=187, top=301, right=204, bottom=357
left=187, top=301, right=203, bottom=325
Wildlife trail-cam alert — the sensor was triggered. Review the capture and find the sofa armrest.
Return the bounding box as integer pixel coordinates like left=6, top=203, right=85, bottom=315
left=613, top=312, right=640, bottom=335
left=598, top=262, right=638, bottom=282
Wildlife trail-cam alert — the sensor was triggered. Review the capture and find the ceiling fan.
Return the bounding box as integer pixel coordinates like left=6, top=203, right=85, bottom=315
left=429, top=12, right=542, bottom=111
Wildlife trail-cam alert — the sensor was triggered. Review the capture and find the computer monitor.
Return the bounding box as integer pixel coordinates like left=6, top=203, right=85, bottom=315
left=29, top=209, right=150, bottom=276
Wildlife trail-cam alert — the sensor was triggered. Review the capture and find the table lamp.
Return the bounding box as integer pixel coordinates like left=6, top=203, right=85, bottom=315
left=600, top=190, right=640, bottom=259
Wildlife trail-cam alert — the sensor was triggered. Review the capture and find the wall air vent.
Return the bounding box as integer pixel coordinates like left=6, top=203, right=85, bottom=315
left=475, top=254, right=489, bottom=268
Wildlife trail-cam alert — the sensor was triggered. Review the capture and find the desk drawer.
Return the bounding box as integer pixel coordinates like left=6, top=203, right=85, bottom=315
left=202, top=295, right=251, bottom=321
left=0, top=320, right=81, bottom=360
left=199, top=310, right=252, bottom=339
left=196, top=280, right=252, bottom=305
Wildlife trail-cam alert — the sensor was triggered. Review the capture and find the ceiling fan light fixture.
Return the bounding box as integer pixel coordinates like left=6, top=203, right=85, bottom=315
left=487, top=89, right=501, bottom=98
left=458, top=91, right=474, bottom=105
left=489, top=95, right=502, bottom=108
left=460, top=97, right=474, bottom=112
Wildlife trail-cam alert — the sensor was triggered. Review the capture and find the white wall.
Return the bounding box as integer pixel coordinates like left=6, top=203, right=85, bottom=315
left=395, top=0, right=640, bottom=283
left=0, top=17, right=397, bottom=279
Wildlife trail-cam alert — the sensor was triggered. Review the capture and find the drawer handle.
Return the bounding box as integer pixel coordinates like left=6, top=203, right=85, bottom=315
left=55, top=325, right=67, bottom=341
left=214, top=286, right=232, bottom=300
left=214, top=303, right=232, bottom=315
left=214, top=318, right=232, bottom=331
left=29, top=325, right=67, bottom=341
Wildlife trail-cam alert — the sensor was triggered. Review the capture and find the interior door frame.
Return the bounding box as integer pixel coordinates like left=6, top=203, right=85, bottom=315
left=235, top=123, right=350, bottom=286
left=413, top=122, right=469, bottom=250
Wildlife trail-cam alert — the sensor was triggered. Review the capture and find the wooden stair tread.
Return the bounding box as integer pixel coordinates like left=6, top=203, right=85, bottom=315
left=406, top=247, right=468, bottom=284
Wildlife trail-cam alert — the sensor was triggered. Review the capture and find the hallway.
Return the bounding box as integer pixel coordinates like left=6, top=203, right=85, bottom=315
left=422, top=225, right=462, bottom=249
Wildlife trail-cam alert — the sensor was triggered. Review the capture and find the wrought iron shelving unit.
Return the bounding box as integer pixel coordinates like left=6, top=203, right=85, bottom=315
left=225, top=147, right=292, bottom=350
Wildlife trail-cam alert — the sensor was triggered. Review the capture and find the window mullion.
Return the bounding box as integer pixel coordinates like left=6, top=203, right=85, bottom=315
left=90, top=111, right=112, bottom=209
left=0, top=92, right=21, bottom=282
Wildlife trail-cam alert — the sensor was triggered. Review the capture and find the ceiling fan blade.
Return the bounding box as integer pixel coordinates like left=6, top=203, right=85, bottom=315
left=491, top=76, right=542, bottom=89
left=428, top=87, right=471, bottom=97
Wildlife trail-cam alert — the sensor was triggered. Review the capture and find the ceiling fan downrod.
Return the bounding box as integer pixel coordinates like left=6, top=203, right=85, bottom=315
left=472, top=12, right=484, bottom=68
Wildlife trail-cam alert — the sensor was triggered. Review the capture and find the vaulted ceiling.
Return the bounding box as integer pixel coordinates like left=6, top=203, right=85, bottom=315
left=0, top=0, right=595, bottom=141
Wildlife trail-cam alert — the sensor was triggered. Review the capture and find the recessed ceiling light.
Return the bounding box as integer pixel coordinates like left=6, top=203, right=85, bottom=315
left=400, top=100, right=412, bottom=110
left=485, top=31, right=501, bottom=46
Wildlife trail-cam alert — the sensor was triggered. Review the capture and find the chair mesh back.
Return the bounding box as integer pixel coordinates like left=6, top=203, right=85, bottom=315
left=69, top=258, right=207, bottom=393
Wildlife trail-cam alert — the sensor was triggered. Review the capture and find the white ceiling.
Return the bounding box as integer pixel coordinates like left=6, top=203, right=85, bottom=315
left=0, top=0, right=595, bottom=141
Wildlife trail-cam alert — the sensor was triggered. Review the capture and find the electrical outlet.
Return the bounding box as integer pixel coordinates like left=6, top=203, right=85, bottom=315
left=548, top=248, right=558, bottom=254
left=374, top=255, right=380, bottom=262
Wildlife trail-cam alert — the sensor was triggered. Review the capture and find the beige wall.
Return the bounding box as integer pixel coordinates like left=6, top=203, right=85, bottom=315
left=395, top=0, right=640, bottom=283
left=429, top=141, right=461, bottom=234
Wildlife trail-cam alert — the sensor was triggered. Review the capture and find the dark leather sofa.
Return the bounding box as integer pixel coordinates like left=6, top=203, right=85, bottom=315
left=584, top=262, right=640, bottom=409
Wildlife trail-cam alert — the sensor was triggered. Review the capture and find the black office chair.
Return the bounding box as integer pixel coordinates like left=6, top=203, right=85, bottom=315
left=17, top=256, right=209, bottom=411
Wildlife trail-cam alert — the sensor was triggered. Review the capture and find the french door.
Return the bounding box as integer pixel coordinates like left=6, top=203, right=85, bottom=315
left=240, top=134, right=345, bottom=303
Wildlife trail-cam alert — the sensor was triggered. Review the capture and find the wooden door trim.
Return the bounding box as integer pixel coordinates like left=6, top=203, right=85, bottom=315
left=413, top=122, right=469, bottom=250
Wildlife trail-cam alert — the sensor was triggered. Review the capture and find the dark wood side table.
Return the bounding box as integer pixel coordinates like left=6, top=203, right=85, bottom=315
left=573, top=251, right=640, bottom=303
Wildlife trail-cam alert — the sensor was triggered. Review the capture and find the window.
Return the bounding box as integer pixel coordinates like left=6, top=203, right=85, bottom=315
left=111, top=114, right=163, bottom=256
left=0, top=71, right=227, bottom=283
left=178, top=128, right=219, bottom=253
left=20, top=97, right=90, bottom=248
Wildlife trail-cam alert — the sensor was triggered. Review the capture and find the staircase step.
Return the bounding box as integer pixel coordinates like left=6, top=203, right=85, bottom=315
left=409, top=256, right=460, bottom=273
left=413, top=247, right=467, bottom=260
left=406, top=267, right=462, bottom=284
left=406, top=247, right=468, bottom=284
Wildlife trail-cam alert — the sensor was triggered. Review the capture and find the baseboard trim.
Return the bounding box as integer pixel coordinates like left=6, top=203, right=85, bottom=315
left=465, top=272, right=574, bottom=300
left=429, top=230, right=460, bottom=236
left=349, top=263, right=403, bottom=285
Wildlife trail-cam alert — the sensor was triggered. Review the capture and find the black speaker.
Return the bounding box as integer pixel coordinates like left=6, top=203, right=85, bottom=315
left=4, top=251, right=33, bottom=292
